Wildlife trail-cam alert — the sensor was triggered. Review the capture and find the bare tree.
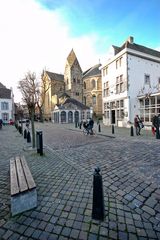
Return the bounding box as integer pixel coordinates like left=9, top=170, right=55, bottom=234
left=36, top=70, right=51, bottom=122
left=18, top=72, right=38, bottom=148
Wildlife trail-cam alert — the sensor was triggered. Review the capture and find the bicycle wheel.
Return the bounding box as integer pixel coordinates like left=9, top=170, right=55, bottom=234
left=83, top=128, right=88, bottom=136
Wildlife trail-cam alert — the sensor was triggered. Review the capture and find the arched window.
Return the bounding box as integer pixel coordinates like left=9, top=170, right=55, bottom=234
left=61, top=111, right=66, bottom=123
left=92, top=79, right=96, bottom=89
left=92, top=95, right=96, bottom=105
left=83, top=96, right=86, bottom=105
left=84, top=82, right=86, bottom=89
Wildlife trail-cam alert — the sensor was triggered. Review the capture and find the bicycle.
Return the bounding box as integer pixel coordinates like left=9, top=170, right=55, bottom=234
left=83, top=127, right=96, bottom=136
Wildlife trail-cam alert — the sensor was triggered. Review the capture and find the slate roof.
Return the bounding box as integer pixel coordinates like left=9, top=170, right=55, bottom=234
left=67, top=49, right=77, bottom=66
left=0, top=82, right=6, bottom=88
left=46, top=71, right=64, bottom=81
left=113, top=41, right=160, bottom=58
left=57, top=96, right=89, bottom=110
left=83, top=63, right=101, bottom=79
left=63, top=98, right=89, bottom=110
left=0, top=82, right=11, bottom=99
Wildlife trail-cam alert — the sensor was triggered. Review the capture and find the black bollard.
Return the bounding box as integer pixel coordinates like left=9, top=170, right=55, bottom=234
left=92, top=167, right=105, bottom=221
left=39, top=131, right=43, bottom=156
left=130, top=126, right=134, bottom=136
left=112, top=125, right=114, bottom=134
left=79, top=122, right=82, bottom=129
left=24, top=129, right=27, bottom=139
left=36, top=130, right=43, bottom=154
left=27, top=131, right=31, bottom=143
left=98, top=124, right=101, bottom=132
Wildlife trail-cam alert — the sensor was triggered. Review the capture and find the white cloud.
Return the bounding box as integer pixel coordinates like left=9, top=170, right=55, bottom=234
left=0, top=0, right=108, bottom=102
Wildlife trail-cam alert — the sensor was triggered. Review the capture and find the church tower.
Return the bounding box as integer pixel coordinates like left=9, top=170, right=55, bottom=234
left=64, top=49, right=83, bottom=102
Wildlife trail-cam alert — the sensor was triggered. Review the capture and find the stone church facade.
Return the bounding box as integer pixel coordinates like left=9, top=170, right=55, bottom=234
left=42, top=49, right=102, bottom=121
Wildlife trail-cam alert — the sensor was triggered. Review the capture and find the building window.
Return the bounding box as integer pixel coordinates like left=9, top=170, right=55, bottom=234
left=116, top=57, right=122, bottom=69
left=116, top=60, right=118, bottom=69
left=92, top=79, right=96, bottom=89
left=73, top=78, right=76, bottom=83
left=103, top=67, right=108, bottom=76
left=83, top=96, right=86, bottom=105
left=76, top=92, right=79, bottom=96
left=1, top=102, right=9, bottom=110
left=92, top=95, right=96, bottom=105
left=2, top=113, right=9, bottom=121
left=144, top=74, right=150, bottom=85
left=116, top=75, right=124, bottom=93
left=120, top=100, right=124, bottom=108
left=104, top=81, right=109, bottom=97
left=84, top=82, right=86, bottom=89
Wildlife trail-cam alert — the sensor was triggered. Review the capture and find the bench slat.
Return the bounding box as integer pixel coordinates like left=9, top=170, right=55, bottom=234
left=21, top=156, right=36, bottom=189
left=15, top=156, right=28, bottom=192
left=10, top=158, right=19, bottom=196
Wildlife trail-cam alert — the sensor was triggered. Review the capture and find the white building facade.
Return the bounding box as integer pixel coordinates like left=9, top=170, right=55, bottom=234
left=102, top=37, right=160, bottom=127
left=0, top=83, right=14, bottom=124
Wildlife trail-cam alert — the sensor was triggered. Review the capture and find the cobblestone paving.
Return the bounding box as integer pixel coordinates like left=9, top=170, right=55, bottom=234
left=0, top=123, right=160, bottom=240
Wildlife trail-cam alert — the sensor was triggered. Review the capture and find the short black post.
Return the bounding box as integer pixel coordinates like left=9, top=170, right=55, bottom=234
left=112, top=125, right=114, bottom=134
left=24, top=129, right=27, bottom=139
left=27, top=131, right=31, bottom=143
left=79, top=122, right=82, bottom=129
left=36, top=130, right=42, bottom=154
left=98, top=124, right=101, bottom=132
left=39, top=131, right=43, bottom=156
left=92, top=167, right=105, bottom=221
left=130, top=126, right=134, bottom=136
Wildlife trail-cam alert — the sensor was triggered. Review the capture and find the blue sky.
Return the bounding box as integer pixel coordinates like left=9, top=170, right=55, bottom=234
left=0, top=0, right=159, bottom=102
left=36, top=0, right=160, bottom=49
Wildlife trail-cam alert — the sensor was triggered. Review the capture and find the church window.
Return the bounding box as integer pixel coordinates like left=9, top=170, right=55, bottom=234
left=92, top=79, right=96, bottom=89
left=73, top=78, right=76, bottom=83
left=92, top=95, right=96, bottom=105
left=84, top=82, right=86, bottom=89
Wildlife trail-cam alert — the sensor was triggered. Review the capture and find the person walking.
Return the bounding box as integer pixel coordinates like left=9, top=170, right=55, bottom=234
left=134, top=115, right=141, bottom=135
left=88, top=118, right=94, bottom=134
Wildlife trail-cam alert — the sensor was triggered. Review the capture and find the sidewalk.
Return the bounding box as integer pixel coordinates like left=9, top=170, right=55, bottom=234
left=0, top=124, right=160, bottom=240
left=64, top=122, right=155, bottom=140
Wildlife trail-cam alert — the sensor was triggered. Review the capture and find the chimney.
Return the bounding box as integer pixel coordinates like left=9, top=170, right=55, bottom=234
left=127, top=36, right=134, bottom=44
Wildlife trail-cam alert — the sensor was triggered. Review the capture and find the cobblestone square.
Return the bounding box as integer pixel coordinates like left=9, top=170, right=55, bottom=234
left=0, top=123, right=160, bottom=239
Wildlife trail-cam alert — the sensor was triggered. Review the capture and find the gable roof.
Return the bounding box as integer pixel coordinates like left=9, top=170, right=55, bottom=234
left=46, top=71, right=64, bottom=81
left=113, top=39, right=160, bottom=58
left=83, top=63, right=101, bottom=79
left=0, top=83, right=11, bottom=99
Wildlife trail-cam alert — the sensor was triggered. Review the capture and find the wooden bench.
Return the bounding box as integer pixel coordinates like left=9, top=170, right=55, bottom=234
left=10, top=156, right=37, bottom=216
